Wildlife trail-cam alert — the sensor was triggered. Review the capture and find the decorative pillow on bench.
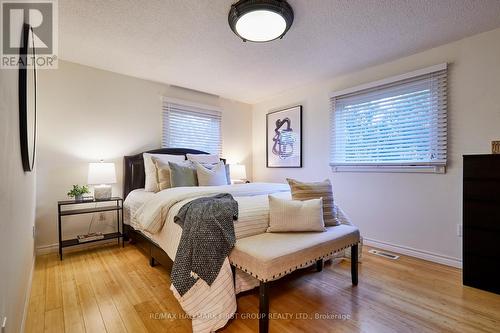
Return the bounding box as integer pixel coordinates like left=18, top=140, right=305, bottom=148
left=287, top=178, right=340, bottom=226
left=267, top=195, right=326, bottom=232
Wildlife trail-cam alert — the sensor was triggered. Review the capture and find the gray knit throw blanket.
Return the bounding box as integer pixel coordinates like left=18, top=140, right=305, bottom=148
left=171, top=193, right=238, bottom=296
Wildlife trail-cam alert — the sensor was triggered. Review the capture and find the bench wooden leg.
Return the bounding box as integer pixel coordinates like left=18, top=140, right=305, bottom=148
left=259, top=281, right=269, bottom=333
left=316, top=259, right=323, bottom=272
left=351, top=244, right=358, bottom=286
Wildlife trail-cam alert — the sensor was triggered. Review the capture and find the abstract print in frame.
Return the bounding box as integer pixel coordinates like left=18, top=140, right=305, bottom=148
left=266, top=105, right=302, bottom=168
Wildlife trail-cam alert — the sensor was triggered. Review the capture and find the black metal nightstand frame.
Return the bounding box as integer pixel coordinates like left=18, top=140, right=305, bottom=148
left=57, top=197, right=124, bottom=260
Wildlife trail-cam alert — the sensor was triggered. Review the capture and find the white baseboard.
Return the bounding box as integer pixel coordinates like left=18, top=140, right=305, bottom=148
left=38, top=238, right=461, bottom=268
left=20, top=254, right=36, bottom=333
left=363, top=238, right=462, bottom=268
left=36, top=239, right=118, bottom=256
left=36, top=243, right=58, bottom=255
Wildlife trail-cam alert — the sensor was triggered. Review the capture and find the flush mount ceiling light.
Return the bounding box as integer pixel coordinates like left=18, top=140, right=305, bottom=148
left=228, top=0, right=294, bottom=42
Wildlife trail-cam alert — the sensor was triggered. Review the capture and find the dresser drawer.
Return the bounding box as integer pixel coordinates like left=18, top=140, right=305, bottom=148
left=463, top=179, right=500, bottom=202
left=463, top=201, right=500, bottom=231
left=463, top=228, right=500, bottom=257
left=463, top=253, right=500, bottom=294
left=464, top=156, right=500, bottom=180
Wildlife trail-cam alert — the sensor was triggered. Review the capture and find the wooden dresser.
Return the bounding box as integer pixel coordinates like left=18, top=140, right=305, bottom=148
left=463, top=155, right=500, bottom=294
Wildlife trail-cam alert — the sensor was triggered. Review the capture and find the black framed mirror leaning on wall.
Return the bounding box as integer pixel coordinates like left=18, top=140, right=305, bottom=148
left=19, top=23, right=37, bottom=172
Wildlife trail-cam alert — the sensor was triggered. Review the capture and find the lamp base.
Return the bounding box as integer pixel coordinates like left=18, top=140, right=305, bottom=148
left=94, top=185, right=112, bottom=200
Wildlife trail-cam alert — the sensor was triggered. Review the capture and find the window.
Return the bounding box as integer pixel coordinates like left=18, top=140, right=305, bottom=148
left=162, top=98, right=222, bottom=155
left=330, top=64, right=447, bottom=173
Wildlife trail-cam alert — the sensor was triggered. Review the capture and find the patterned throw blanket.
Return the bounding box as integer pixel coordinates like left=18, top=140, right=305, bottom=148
left=171, top=193, right=239, bottom=297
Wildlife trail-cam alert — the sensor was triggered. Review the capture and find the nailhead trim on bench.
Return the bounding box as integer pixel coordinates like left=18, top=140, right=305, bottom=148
left=230, top=241, right=360, bottom=282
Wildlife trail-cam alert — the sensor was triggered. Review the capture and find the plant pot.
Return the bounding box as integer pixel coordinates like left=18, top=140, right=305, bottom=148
left=74, top=195, right=83, bottom=202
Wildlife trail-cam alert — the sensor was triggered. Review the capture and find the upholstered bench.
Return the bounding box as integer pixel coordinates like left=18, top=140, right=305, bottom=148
left=229, top=224, right=361, bottom=333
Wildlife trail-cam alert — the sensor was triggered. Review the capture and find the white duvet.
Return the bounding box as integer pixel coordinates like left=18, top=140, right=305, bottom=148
left=131, top=183, right=290, bottom=333
left=134, top=182, right=290, bottom=233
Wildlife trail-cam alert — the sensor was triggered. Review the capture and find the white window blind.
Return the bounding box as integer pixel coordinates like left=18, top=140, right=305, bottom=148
left=330, top=64, right=447, bottom=172
left=162, top=98, right=222, bottom=155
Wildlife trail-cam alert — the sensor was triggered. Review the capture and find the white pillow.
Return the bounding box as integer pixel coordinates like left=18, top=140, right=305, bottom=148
left=194, top=161, right=228, bottom=186
left=267, top=195, right=326, bottom=232
left=200, top=162, right=231, bottom=185
left=143, top=153, right=185, bottom=192
left=186, top=153, right=220, bottom=164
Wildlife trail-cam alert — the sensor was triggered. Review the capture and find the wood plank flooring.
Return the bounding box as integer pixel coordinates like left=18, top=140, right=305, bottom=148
left=25, top=244, right=500, bottom=333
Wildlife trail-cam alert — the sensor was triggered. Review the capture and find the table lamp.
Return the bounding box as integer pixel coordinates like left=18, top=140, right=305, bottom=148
left=230, top=164, right=247, bottom=184
left=88, top=161, right=116, bottom=200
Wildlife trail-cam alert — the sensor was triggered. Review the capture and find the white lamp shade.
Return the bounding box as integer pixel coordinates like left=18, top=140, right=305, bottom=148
left=88, top=162, right=116, bottom=185
left=230, top=164, right=247, bottom=180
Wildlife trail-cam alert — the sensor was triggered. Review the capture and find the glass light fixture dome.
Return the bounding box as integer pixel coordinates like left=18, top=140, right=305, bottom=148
left=228, top=0, right=294, bottom=43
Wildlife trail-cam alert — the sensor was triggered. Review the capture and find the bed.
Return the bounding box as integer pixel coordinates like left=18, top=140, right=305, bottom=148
left=123, top=148, right=210, bottom=268
left=122, top=148, right=361, bottom=333
left=122, top=148, right=289, bottom=270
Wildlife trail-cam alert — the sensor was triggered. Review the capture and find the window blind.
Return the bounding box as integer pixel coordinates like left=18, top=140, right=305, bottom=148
left=162, top=99, right=222, bottom=155
left=330, top=65, right=447, bottom=169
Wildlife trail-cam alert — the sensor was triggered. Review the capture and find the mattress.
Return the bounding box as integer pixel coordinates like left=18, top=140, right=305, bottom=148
left=123, top=188, right=155, bottom=227
left=123, top=188, right=164, bottom=252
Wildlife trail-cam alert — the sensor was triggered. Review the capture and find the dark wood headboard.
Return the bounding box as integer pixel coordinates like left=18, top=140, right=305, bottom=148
left=123, top=148, right=225, bottom=199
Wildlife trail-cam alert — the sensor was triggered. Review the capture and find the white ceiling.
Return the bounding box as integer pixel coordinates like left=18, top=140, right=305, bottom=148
left=59, top=0, right=500, bottom=104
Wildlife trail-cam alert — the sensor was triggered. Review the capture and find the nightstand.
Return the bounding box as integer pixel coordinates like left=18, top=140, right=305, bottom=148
left=57, top=197, right=123, bottom=260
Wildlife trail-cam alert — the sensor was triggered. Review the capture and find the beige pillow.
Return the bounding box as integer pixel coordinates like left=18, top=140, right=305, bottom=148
left=154, top=159, right=172, bottom=191
left=287, top=178, right=339, bottom=226
left=267, top=195, right=326, bottom=233
left=194, top=161, right=228, bottom=186
left=143, top=153, right=185, bottom=192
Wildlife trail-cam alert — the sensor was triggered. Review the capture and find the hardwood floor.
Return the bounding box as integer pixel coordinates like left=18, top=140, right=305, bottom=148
left=26, top=244, right=500, bottom=333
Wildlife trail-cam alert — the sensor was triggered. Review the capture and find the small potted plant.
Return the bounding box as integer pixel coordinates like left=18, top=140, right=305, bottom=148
left=67, top=184, right=90, bottom=201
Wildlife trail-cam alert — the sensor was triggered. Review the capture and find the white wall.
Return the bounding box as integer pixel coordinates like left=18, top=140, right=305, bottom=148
left=252, top=28, right=500, bottom=263
left=0, top=67, right=37, bottom=332
left=36, top=60, right=252, bottom=248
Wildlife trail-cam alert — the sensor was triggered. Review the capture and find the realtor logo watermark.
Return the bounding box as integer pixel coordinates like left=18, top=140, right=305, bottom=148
left=1, top=0, right=58, bottom=69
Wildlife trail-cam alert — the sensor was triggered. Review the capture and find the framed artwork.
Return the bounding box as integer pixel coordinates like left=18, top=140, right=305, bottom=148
left=492, top=141, right=500, bottom=154
left=266, top=105, right=302, bottom=168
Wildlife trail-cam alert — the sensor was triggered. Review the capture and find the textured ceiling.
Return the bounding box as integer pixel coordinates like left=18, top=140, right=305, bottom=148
left=59, top=0, right=500, bottom=103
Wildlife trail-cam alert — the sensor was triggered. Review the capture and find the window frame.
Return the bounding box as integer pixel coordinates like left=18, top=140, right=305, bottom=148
left=329, top=63, right=447, bottom=174
left=162, top=97, right=223, bottom=155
